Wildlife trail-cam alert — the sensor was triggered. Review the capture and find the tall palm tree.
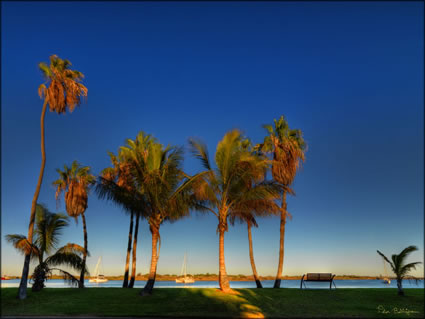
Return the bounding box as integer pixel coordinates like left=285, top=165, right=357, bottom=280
left=19, top=55, right=87, bottom=299
left=100, top=153, right=136, bottom=288
left=229, top=139, right=280, bottom=289
left=6, top=204, right=88, bottom=292
left=257, top=115, right=306, bottom=288
left=117, top=132, right=197, bottom=296
left=96, top=133, right=156, bottom=288
left=53, top=161, right=95, bottom=288
left=189, top=130, right=281, bottom=293
left=98, top=152, right=134, bottom=288
left=377, top=246, right=422, bottom=296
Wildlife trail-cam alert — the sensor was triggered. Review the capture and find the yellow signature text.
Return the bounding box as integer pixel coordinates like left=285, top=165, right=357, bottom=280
left=377, top=305, right=419, bottom=315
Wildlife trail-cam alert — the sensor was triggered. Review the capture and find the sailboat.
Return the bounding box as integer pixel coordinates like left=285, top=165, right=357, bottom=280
left=175, top=252, right=195, bottom=284
left=381, top=259, right=391, bottom=284
left=89, top=257, right=109, bottom=283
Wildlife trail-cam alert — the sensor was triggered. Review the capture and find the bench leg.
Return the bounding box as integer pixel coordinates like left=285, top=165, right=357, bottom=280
left=300, top=275, right=305, bottom=289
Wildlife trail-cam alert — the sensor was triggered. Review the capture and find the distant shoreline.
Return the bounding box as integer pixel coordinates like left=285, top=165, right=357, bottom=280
left=4, top=275, right=423, bottom=281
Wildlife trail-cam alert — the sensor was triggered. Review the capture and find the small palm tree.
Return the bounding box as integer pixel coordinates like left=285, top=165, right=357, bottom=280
left=257, top=115, right=306, bottom=288
left=377, top=246, right=422, bottom=296
left=6, top=204, right=88, bottom=291
left=189, top=130, right=281, bottom=293
left=53, top=161, right=95, bottom=288
left=19, top=55, right=87, bottom=299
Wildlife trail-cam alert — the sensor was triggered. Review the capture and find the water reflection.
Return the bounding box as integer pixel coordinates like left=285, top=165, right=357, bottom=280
left=1, top=279, right=424, bottom=289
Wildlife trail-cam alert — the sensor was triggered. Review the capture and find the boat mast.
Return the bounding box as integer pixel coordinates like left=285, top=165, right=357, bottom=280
left=94, top=257, right=101, bottom=277
left=180, top=253, right=185, bottom=277
left=184, top=252, right=187, bottom=277
left=383, top=259, right=389, bottom=278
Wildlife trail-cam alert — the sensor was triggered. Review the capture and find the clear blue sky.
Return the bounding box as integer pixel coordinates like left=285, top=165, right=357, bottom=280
left=1, top=2, right=423, bottom=277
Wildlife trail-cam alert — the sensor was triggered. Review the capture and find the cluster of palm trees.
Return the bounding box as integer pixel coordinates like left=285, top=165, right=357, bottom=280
left=7, top=204, right=88, bottom=292
left=14, top=55, right=306, bottom=299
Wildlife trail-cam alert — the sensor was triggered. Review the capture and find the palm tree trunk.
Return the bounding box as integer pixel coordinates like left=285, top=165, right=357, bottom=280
left=141, top=225, right=160, bottom=296
left=128, top=214, right=140, bottom=288
left=123, top=211, right=134, bottom=288
left=397, top=278, right=404, bottom=296
left=218, top=220, right=231, bottom=292
left=247, top=222, right=262, bottom=288
left=79, top=213, right=88, bottom=288
left=274, top=191, right=287, bottom=288
left=32, top=262, right=47, bottom=292
left=18, top=99, right=48, bottom=300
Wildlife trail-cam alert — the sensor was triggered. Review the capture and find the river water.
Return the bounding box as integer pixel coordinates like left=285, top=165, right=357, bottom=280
left=2, top=279, right=424, bottom=289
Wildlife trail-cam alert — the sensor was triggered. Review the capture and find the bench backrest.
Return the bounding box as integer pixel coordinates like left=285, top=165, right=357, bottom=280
left=306, top=273, right=333, bottom=281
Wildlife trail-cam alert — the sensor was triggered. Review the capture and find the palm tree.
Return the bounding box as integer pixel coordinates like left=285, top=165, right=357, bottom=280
left=53, top=161, right=95, bottom=288
left=116, top=132, right=197, bottom=296
left=377, top=246, right=422, bottom=296
left=189, top=130, right=281, bottom=293
left=98, top=152, right=134, bottom=288
left=257, top=115, right=306, bottom=288
left=229, top=139, right=280, bottom=289
left=6, top=204, right=88, bottom=292
left=18, top=55, right=87, bottom=299
left=96, top=133, right=156, bottom=288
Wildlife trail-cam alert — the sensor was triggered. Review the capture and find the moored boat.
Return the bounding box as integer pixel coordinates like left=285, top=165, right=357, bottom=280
left=175, top=252, right=195, bottom=284
left=89, top=257, right=109, bottom=283
left=381, top=260, right=391, bottom=284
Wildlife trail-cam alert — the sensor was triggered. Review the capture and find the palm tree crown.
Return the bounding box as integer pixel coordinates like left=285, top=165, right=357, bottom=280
left=189, top=129, right=281, bottom=292
left=377, top=246, right=422, bottom=295
left=53, top=160, right=96, bottom=219
left=7, top=204, right=68, bottom=263
left=259, top=115, right=306, bottom=186
left=38, top=54, right=88, bottom=114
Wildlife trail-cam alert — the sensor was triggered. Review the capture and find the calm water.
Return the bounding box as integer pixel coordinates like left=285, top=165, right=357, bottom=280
left=2, top=279, right=424, bottom=289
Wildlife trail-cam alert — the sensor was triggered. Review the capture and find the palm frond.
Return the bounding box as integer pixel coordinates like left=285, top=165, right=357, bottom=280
left=95, top=176, right=147, bottom=217
left=56, top=243, right=90, bottom=257
left=398, top=245, right=419, bottom=261
left=45, top=252, right=89, bottom=275
left=400, top=262, right=422, bottom=277
left=262, top=124, right=274, bottom=135
left=34, top=204, right=68, bottom=255
left=49, top=268, right=80, bottom=287
left=377, top=250, right=395, bottom=272
left=5, top=234, right=40, bottom=260
left=188, top=138, right=212, bottom=171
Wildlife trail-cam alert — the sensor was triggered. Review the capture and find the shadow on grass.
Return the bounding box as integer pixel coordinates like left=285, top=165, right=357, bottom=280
left=1, top=287, right=424, bottom=318
left=184, top=288, right=266, bottom=318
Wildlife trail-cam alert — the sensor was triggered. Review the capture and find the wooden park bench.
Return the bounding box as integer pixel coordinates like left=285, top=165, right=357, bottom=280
left=300, top=273, right=336, bottom=290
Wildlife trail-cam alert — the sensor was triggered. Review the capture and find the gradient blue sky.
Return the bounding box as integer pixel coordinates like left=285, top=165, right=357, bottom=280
left=2, top=2, right=423, bottom=277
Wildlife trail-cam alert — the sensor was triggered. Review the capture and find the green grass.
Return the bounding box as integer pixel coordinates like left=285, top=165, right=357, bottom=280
left=1, top=288, right=424, bottom=318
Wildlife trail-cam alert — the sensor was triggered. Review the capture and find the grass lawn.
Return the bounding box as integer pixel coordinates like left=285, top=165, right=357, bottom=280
left=1, top=288, right=424, bottom=318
